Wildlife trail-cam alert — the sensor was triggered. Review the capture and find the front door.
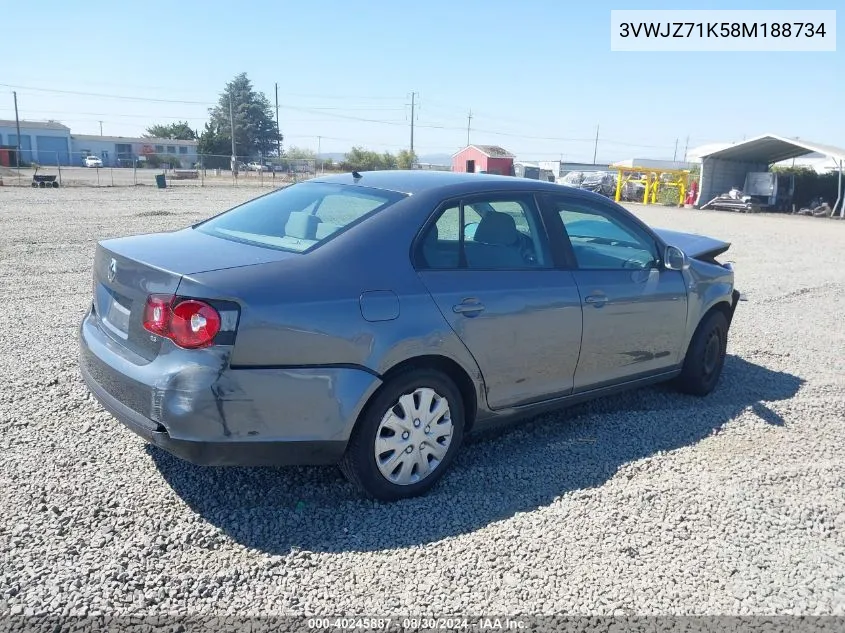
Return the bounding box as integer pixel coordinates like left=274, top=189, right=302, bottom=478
left=538, top=193, right=689, bottom=391
left=416, top=194, right=583, bottom=410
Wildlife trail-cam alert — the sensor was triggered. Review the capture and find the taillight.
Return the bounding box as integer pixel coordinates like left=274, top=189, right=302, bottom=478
left=143, top=294, right=171, bottom=336
left=142, top=295, right=222, bottom=349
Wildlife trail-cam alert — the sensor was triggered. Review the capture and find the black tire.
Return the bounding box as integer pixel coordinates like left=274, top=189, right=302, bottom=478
left=339, top=368, right=465, bottom=501
left=675, top=310, right=729, bottom=396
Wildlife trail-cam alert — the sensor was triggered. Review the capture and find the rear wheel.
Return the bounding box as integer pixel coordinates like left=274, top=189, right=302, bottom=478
left=339, top=369, right=464, bottom=501
left=675, top=311, right=729, bottom=396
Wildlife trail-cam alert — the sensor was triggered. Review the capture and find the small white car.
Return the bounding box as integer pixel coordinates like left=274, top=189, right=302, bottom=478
left=247, top=162, right=269, bottom=172
left=84, top=156, right=103, bottom=168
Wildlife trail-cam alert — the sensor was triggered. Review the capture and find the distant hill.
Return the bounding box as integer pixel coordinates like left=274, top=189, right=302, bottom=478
left=417, top=153, right=452, bottom=166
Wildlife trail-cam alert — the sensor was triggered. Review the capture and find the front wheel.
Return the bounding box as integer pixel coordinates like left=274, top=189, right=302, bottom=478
left=674, top=311, right=729, bottom=396
left=339, top=369, right=465, bottom=501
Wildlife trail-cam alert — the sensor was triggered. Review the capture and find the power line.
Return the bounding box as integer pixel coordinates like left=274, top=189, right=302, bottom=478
left=1, top=82, right=681, bottom=152
left=0, top=82, right=406, bottom=110
left=0, top=83, right=211, bottom=105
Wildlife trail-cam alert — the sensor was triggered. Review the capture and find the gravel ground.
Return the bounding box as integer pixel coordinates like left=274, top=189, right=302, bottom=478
left=1, top=186, right=844, bottom=620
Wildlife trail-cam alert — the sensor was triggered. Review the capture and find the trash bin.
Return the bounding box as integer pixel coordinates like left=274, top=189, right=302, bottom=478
left=155, top=174, right=166, bottom=189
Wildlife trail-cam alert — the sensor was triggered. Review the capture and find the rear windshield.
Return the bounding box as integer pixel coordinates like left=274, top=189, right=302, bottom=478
left=195, top=182, right=405, bottom=253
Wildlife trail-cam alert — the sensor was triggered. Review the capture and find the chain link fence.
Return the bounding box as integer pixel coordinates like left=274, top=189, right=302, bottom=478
left=0, top=152, right=320, bottom=188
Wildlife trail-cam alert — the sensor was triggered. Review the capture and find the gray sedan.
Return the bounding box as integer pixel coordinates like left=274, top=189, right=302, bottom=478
left=79, top=171, right=740, bottom=501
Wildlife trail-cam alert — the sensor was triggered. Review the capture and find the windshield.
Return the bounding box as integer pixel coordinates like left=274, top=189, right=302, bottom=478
left=195, top=182, right=406, bottom=253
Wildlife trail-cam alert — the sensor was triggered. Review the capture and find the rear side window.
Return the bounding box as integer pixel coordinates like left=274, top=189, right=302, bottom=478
left=418, top=194, right=551, bottom=270
left=196, top=182, right=405, bottom=253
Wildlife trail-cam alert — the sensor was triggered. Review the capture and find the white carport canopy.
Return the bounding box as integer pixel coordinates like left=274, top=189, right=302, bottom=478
left=697, top=134, right=845, bottom=217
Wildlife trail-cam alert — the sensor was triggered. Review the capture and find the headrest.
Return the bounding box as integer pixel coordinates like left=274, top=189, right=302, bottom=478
left=315, top=223, right=342, bottom=240
left=285, top=211, right=319, bottom=240
left=474, top=211, right=519, bottom=246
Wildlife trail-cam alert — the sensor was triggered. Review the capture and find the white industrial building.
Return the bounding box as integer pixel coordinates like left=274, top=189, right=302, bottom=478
left=539, top=160, right=612, bottom=178
left=0, top=119, right=198, bottom=167
left=610, top=158, right=696, bottom=171
left=71, top=134, right=198, bottom=167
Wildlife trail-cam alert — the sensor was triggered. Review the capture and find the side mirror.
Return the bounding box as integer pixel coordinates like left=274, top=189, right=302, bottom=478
left=664, top=245, right=689, bottom=271
left=464, top=222, right=480, bottom=240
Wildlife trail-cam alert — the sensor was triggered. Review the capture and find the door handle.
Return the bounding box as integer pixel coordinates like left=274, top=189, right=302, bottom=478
left=452, top=300, right=485, bottom=315
left=584, top=294, right=608, bottom=307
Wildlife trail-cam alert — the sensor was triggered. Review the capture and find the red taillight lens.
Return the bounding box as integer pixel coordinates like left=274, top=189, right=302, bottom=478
left=143, top=294, right=172, bottom=336
left=169, top=300, right=221, bottom=349
left=142, top=295, right=221, bottom=349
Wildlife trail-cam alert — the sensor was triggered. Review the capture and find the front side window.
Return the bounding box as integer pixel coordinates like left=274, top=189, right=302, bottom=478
left=548, top=197, right=658, bottom=270
left=419, top=195, right=550, bottom=270
left=196, top=182, right=405, bottom=253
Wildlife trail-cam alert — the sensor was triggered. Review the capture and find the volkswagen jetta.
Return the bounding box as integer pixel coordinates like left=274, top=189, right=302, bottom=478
left=79, top=171, right=740, bottom=501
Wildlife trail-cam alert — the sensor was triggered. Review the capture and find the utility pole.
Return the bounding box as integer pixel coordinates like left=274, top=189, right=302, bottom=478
left=317, top=136, right=322, bottom=174
left=99, top=121, right=103, bottom=136
left=683, top=135, right=690, bottom=162
left=408, top=92, right=417, bottom=155
left=466, top=109, right=473, bottom=146
left=274, top=82, right=281, bottom=158
left=13, top=91, right=22, bottom=177
left=673, top=138, right=678, bottom=162
left=592, top=124, right=599, bottom=164
left=229, top=94, right=237, bottom=175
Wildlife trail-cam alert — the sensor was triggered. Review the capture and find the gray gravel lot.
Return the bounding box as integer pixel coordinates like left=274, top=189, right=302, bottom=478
left=1, top=185, right=844, bottom=618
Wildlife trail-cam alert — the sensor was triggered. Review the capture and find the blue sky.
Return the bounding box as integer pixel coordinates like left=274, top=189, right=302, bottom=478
left=2, top=0, right=841, bottom=161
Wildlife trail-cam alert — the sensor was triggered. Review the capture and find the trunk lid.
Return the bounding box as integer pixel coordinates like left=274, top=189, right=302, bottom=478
left=91, top=228, right=296, bottom=360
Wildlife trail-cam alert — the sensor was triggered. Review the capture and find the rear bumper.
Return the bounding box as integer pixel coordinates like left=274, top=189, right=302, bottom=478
left=78, top=309, right=381, bottom=467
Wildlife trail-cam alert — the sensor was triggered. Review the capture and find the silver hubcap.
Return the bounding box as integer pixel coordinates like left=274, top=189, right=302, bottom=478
left=374, top=387, right=453, bottom=486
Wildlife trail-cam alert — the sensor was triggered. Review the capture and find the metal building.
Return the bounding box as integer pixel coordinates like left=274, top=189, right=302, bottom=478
left=451, top=145, right=515, bottom=175
left=698, top=134, right=845, bottom=217
left=0, top=120, right=72, bottom=165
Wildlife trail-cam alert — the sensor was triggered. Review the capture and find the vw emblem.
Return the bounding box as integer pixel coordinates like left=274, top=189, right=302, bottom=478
left=107, top=258, right=117, bottom=282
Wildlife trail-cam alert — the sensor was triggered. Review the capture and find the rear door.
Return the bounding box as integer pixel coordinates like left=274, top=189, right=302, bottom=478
left=537, top=193, right=688, bottom=391
left=415, top=193, right=583, bottom=410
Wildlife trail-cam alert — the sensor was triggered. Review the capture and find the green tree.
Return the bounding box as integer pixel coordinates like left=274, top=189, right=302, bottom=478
left=380, top=151, right=398, bottom=169
left=197, top=121, right=231, bottom=168
left=397, top=149, right=417, bottom=170
left=144, top=121, right=197, bottom=140
left=207, top=73, right=281, bottom=159
left=341, top=147, right=397, bottom=171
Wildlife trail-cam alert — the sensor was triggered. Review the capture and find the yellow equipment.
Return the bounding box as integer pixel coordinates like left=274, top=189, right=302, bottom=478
left=613, top=166, right=691, bottom=206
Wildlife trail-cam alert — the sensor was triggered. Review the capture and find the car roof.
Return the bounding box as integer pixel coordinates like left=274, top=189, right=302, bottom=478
left=309, top=169, right=567, bottom=196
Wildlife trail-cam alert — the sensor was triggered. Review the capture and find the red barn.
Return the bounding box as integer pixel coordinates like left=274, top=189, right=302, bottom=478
left=451, top=144, right=515, bottom=176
